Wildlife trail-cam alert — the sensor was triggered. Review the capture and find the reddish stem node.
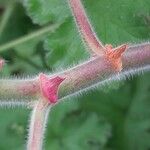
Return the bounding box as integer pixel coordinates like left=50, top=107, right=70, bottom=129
left=104, top=44, right=128, bottom=71
left=39, top=73, right=65, bottom=104
left=0, top=58, right=5, bottom=70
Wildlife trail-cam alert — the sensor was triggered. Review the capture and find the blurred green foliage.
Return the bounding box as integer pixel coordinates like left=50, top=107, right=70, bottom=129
left=0, top=0, right=149, bottom=150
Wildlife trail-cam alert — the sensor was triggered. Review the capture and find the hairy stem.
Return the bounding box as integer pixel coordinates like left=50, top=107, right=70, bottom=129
left=0, top=43, right=149, bottom=103
left=27, top=99, right=50, bottom=150
left=0, top=78, right=39, bottom=103
left=59, top=43, right=150, bottom=98
left=68, top=0, right=105, bottom=55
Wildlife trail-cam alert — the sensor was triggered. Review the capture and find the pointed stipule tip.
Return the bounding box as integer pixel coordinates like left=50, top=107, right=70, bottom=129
left=105, top=44, right=128, bottom=71
left=105, top=44, right=113, bottom=50
left=39, top=73, right=65, bottom=104
left=114, top=44, right=127, bottom=58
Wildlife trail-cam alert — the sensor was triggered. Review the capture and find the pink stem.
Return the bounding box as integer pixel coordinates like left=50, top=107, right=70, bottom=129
left=58, top=43, right=150, bottom=98
left=0, top=43, right=149, bottom=103
left=69, top=0, right=105, bottom=55
left=0, top=58, right=4, bottom=70
left=25, top=43, right=149, bottom=150
left=27, top=99, right=50, bottom=150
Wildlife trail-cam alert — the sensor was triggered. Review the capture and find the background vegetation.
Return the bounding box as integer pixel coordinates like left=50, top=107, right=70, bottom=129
left=0, top=0, right=149, bottom=149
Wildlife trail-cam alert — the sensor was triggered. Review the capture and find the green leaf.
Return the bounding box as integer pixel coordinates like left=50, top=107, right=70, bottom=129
left=124, top=74, right=150, bottom=150
left=24, top=0, right=70, bottom=25
left=46, top=100, right=111, bottom=150
left=0, top=108, right=29, bottom=150
left=44, top=18, right=89, bottom=69
left=80, top=73, right=150, bottom=150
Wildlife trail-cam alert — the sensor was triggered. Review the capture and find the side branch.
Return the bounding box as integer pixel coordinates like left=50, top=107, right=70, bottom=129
left=68, top=0, right=105, bottom=55
left=68, top=0, right=128, bottom=71
left=27, top=99, right=50, bottom=150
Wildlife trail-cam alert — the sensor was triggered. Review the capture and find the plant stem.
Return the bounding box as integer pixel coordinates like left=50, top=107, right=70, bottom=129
left=0, top=43, right=149, bottom=104
left=0, top=23, right=60, bottom=52
left=0, top=78, right=39, bottom=103
left=58, top=43, right=150, bottom=98
left=68, top=0, right=105, bottom=55
left=27, top=99, right=50, bottom=150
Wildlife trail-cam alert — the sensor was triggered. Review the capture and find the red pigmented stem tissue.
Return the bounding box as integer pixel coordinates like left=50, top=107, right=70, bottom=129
left=27, top=99, right=50, bottom=150
left=0, top=58, right=4, bottom=70
left=28, top=74, right=65, bottom=150
left=39, top=73, right=65, bottom=104
left=69, top=0, right=127, bottom=71
left=104, top=44, right=127, bottom=71
left=69, top=0, right=105, bottom=55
